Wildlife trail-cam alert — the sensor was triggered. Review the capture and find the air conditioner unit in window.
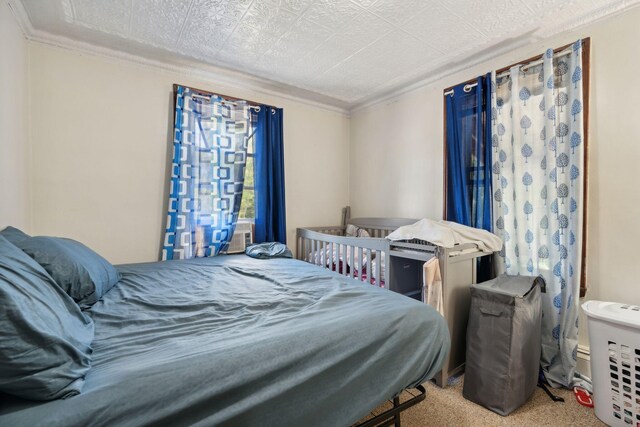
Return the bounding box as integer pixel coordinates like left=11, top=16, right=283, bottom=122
left=224, top=222, right=253, bottom=254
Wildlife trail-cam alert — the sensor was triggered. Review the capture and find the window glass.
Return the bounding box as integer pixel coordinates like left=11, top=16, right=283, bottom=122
left=239, top=134, right=255, bottom=219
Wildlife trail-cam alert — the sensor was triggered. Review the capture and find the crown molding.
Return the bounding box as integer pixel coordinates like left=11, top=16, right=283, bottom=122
left=8, top=0, right=640, bottom=115
left=6, top=0, right=32, bottom=35
left=6, top=0, right=351, bottom=116
left=350, top=0, right=640, bottom=114
left=349, top=37, right=535, bottom=113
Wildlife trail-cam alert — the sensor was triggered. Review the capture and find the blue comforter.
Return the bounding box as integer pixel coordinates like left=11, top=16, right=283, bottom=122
left=0, top=256, right=449, bottom=426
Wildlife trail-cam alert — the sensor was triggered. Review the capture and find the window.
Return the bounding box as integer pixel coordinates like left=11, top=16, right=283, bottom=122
left=443, top=39, right=590, bottom=296
left=442, top=79, right=492, bottom=230
left=239, top=133, right=255, bottom=219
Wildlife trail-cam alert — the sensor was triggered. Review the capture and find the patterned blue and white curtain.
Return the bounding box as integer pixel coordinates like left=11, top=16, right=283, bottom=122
left=162, top=86, right=256, bottom=260
left=491, top=41, right=584, bottom=387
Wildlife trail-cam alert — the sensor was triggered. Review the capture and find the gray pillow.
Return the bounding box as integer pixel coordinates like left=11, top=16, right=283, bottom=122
left=15, top=236, right=120, bottom=307
left=0, top=226, right=30, bottom=245
left=245, top=242, right=293, bottom=259
left=0, top=235, right=94, bottom=400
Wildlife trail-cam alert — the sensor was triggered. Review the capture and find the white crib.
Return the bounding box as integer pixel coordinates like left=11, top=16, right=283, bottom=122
left=295, top=209, right=493, bottom=387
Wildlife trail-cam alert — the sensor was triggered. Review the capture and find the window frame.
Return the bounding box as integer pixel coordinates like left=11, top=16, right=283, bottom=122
left=442, top=38, right=591, bottom=296
left=239, top=132, right=256, bottom=221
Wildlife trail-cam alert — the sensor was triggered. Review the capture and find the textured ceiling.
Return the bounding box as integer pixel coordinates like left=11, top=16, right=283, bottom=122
left=17, top=0, right=640, bottom=108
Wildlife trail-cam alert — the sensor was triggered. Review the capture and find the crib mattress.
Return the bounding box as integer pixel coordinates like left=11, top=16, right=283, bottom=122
left=0, top=256, right=449, bottom=427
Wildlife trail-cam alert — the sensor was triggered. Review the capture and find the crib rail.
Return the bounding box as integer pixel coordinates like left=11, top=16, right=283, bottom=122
left=300, top=225, right=345, bottom=236
left=347, top=217, right=417, bottom=238
left=296, top=227, right=390, bottom=288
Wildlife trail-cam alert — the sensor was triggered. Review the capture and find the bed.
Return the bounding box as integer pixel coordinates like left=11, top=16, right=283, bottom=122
left=296, top=212, right=494, bottom=386
left=0, top=255, right=449, bottom=427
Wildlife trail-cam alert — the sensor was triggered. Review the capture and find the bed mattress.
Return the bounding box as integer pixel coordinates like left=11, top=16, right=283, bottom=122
left=0, top=255, right=449, bottom=427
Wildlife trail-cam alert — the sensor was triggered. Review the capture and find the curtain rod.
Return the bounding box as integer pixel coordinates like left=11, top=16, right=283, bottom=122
left=173, top=84, right=279, bottom=110
left=443, top=43, right=577, bottom=97
left=191, top=93, right=266, bottom=112
left=443, top=82, right=478, bottom=97
left=495, top=45, right=573, bottom=79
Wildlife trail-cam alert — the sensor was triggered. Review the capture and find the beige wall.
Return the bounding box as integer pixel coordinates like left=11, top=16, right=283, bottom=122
left=28, top=43, right=350, bottom=264
left=350, top=7, right=640, bottom=347
left=12, top=0, right=640, bottom=351
left=350, top=88, right=444, bottom=220
left=0, top=2, right=30, bottom=231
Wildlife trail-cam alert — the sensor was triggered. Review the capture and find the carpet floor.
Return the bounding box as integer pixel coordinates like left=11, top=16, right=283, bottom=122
left=362, top=376, right=605, bottom=426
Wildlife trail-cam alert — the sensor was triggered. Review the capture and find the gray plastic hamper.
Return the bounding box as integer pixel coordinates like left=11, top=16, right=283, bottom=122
left=462, top=275, right=544, bottom=416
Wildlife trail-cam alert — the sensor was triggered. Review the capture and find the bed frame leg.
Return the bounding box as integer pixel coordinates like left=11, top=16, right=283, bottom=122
left=354, top=385, right=425, bottom=427
left=393, top=396, right=401, bottom=427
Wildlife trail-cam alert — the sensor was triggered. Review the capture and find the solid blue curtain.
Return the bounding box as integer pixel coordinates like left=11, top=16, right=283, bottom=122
left=162, top=86, right=254, bottom=260
left=254, top=107, right=286, bottom=244
left=445, top=74, right=493, bottom=232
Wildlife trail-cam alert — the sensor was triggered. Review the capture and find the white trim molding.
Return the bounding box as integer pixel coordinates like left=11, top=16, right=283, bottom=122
left=6, top=0, right=350, bottom=116
left=8, top=0, right=640, bottom=114
left=576, top=344, right=591, bottom=377
left=349, top=0, right=640, bottom=113
left=577, top=344, right=591, bottom=361
left=6, top=0, right=32, bottom=36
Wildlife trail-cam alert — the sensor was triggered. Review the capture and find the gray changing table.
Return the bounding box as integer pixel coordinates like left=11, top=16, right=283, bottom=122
left=388, top=239, right=491, bottom=387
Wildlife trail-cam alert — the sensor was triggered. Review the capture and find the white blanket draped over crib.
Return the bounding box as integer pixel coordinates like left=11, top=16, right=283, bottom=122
left=386, top=219, right=502, bottom=253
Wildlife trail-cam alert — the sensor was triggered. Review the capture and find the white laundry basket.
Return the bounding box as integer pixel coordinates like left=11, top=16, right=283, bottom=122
left=583, top=301, right=640, bottom=426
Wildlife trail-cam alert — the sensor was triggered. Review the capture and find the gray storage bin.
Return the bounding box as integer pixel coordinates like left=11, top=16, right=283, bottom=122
left=462, top=275, right=544, bottom=416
